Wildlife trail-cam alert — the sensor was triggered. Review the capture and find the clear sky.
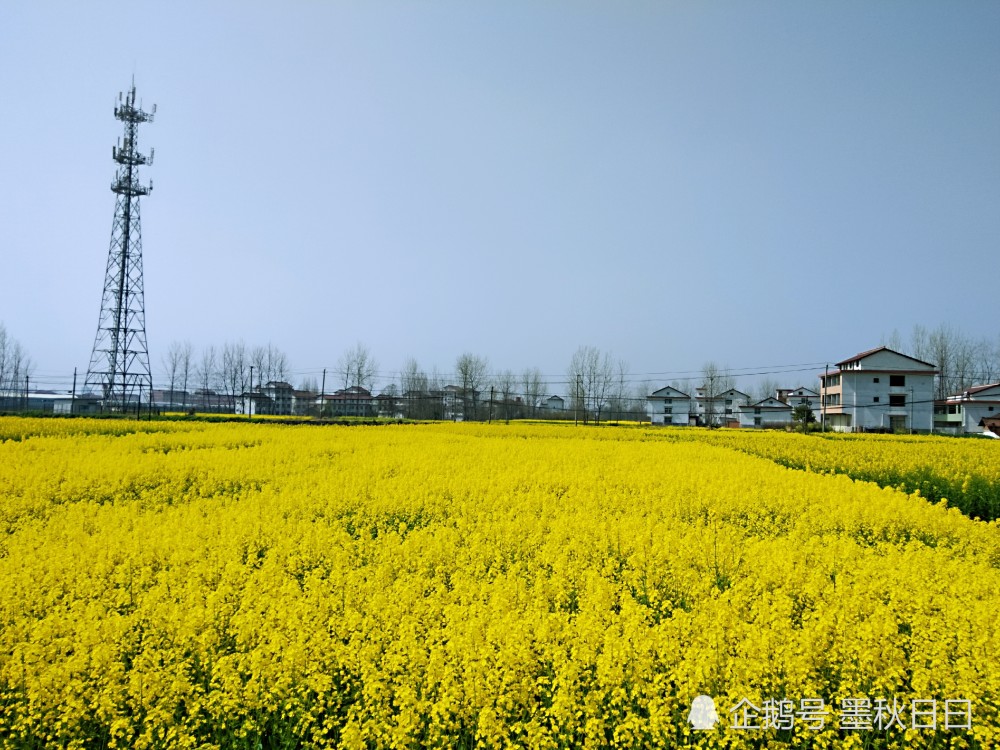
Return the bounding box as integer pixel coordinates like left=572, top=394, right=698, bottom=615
left=2, top=2, right=998, bottom=394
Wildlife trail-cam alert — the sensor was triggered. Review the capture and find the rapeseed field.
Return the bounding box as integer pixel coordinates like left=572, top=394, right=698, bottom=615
left=1, top=418, right=997, bottom=749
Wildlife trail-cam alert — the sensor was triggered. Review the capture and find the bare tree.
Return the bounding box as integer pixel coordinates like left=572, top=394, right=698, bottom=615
left=495, top=368, right=517, bottom=421
left=428, top=367, right=444, bottom=420
left=221, top=340, right=249, bottom=413
left=400, top=357, right=426, bottom=419
left=669, top=379, right=692, bottom=396
left=270, top=345, right=290, bottom=383
left=251, top=342, right=290, bottom=387
left=910, top=324, right=929, bottom=363
left=400, top=357, right=420, bottom=396
left=609, top=359, right=631, bottom=423
left=951, top=333, right=978, bottom=395
left=455, top=352, right=489, bottom=421
left=927, top=324, right=954, bottom=399
left=521, top=366, right=544, bottom=418
left=700, top=361, right=734, bottom=427
left=974, top=336, right=1000, bottom=385
left=196, top=345, right=217, bottom=413
left=250, top=345, right=268, bottom=389
left=162, top=341, right=185, bottom=409
left=882, top=328, right=905, bottom=352
left=0, top=323, right=33, bottom=403
left=753, top=377, right=782, bottom=403
left=338, top=342, right=379, bottom=391
left=178, top=341, right=193, bottom=411
left=633, top=383, right=653, bottom=423
left=567, top=345, right=615, bottom=424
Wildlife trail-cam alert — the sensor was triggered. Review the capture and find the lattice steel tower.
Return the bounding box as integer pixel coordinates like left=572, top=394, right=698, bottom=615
left=84, top=83, right=156, bottom=411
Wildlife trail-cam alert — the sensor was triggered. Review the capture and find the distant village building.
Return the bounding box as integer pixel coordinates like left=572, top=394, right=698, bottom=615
left=934, top=383, right=1000, bottom=434
left=646, top=386, right=692, bottom=426
left=776, top=386, right=821, bottom=423
left=0, top=391, right=76, bottom=414
left=319, top=386, right=375, bottom=418
left=819, top=346, right=936, bottom=432
left=237, top=390, right=272, bottom=416
left=440, top=385, right=466, bottom=421
left=291, top=388, right=318, bottom=416
left=738, top=397, right=793, bottom=428
left=979, top=414, right=1000, bottom=438
left=696, top=387, right=750, bottom=427
left=538, top=395, right=566, bottom=413
left=261, top=381, right=295, bottom=414
left=375, top=391, right=404, bottom=419
left=149, top=389, right=191, bottom=410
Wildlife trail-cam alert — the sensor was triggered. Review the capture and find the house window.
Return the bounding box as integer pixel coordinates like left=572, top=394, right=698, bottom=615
left=890, top=375, right=905, bottom=387
left=754, top=417, right=761, bottom=426
left=873, top=377, right=880, bottom=383
left=754, top=407, right=761, bottom=415
left=889, top=394, right=905, bottom=407
left=725, top=408, right=733, bottom=415
left=664, top=398, right=672, bottom=404
left=873, top=396, right=880, bottom=403
left=664, top=407, right=672, bottom=415
left=725, top=399, right=733, bottom=406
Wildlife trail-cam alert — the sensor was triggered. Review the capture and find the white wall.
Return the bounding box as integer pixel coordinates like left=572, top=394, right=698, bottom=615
left=841, top=371, right=935, bottom=431
left=648, top=397, right=691, bottom=425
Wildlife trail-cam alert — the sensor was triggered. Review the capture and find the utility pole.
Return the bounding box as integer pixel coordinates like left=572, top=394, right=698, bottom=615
left=822, top=363, right=828, bottom=433
left=24, top=375, right=29, bottom=412
left=574, top=375, right=582, bottom=426
left=320, top=368, right=327, bottom=418
left=488, top=386, right=494, bottom=424
left=71, top=368, right=77, bottom=415
left=249, top=365, right=254, bottom=420
left=707, top=374, right=715, bottom=429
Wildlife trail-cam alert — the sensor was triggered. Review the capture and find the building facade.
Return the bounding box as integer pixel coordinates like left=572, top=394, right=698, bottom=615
left=776, top=386, right=821, bottom=423
left=819, top=347, right=937, bottom=432
left=695, top=388, right=751, bottom=427
left=738, top=397, right=793, bottom=428
left=647, top=386, right=692, bottom=426
left=934, top=383, right=1000, bottom=434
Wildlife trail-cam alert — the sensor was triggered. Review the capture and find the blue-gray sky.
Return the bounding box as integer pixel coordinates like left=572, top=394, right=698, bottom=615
left=2, top=2, right=998, bottom=393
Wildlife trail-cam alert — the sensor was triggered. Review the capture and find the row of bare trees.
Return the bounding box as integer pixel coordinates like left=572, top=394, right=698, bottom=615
left=308, top=344, right=644, bottom=423
left=0, top=323, right=33, bottom=404
left=160, top=341, right=290, bottom=412
left=884, top=325, right=1000, bottom=398
left=394, top=353, right=543, bottom=421
left=11, top=320, right=995, bottom=421
left=566, top=345, right=649, bottom=424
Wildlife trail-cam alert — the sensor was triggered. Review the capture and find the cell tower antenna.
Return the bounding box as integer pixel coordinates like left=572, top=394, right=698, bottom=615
left=84, top=82, right=156, bottom=412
